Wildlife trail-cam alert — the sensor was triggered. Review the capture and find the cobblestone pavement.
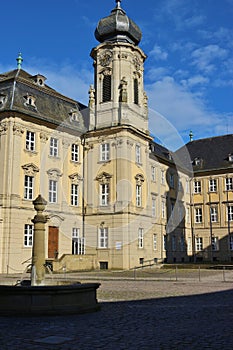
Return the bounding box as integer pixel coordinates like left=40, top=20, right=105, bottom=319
left=0, top=273, right=233, bottom=349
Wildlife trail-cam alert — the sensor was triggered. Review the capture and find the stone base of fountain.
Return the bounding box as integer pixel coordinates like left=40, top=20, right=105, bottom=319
left=0, top=282, right=100, bottom=316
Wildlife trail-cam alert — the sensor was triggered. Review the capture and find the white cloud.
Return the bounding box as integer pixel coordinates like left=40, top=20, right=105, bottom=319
left=146, top=67, right=169, bottom=81
left=180, top=75, right=209, bottom=88
left=146, top=76, right=226, bottom=149
left=149, top=45, right=168, bottom=61
left=191, top=45, right=228, bottom=73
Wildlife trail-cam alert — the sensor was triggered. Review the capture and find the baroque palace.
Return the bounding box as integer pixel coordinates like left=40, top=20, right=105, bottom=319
left=0, top=1, right=232, bottom=273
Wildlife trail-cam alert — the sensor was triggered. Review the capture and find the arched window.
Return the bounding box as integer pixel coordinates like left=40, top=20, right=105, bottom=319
left=134, top=78, right=139, bottom=105
left=102, top=75, right=111, bottom=102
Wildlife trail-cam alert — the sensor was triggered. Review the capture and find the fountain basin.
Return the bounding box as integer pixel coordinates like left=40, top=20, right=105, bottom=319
left=0, top=282, right=100, bottom=316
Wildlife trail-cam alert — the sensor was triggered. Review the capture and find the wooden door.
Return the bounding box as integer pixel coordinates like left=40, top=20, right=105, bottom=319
left=48, top=226, right=59, bottom=259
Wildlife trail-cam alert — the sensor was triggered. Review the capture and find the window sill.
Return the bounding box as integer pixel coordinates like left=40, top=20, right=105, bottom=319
left=24, top=149, right=38, bottom=155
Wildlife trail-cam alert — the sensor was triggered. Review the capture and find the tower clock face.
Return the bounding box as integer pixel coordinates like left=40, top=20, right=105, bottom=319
left=99, top=50, right=113, bottom=67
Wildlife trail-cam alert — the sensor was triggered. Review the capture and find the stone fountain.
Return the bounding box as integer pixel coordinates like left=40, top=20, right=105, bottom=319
left=0, top=195, right=100, bottom=316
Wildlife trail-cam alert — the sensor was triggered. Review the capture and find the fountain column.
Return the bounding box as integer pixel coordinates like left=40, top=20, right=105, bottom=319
left=31, top=195, right=48, bottom=286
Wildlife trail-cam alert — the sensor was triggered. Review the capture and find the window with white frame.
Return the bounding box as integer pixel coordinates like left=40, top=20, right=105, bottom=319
left=225, top=177, right=233, bottom=191
left=194, top=180, right=201, bottom=193
left=100, top=143, right=110, bottom=162
left=26, top=131, right=35, bottom=151
left=50, top=137, right=58, bottom=157
left=71, top=184, right=79, bottom=206
left=138, top=228, right=144, bottom=248
left=153, top=234, right=157, bottom=250
left=24, top=175, right=34, bottom=200
left=161, top=169, right=165, bottom=185
left=152, top=197, right=156, bottom=217
left=99, top=227, right=108, bottom=248
left=195, top=237, right=203, bottom=251
left=135, top=144, right=141, bottom=164
left=195, top=207, right=202, bottom=223
left=209, top=179, right=217, bottom=192
left=210, top=207, right=218, bottom=222
left=100, top=183, right=109, bottom=206
left=229, top=235, right=233, bottom=251
left=49, top=179, right=57, bottom=203
left=178, top=178, right=182, bottom=191
left=71, top=144, right=79, bottom=162
left=161, top=201, right=166, bottom=219
left=151, top=166, right=156, bottom=181
left=24, top=224, right=33, bottom=247
left=136, top=184, right=142, bottom=207
left=211, top=237, right=219, bottom=251
left=227, top=205, right=233, bottom=221
left=72, top=228, right=85, bottom=255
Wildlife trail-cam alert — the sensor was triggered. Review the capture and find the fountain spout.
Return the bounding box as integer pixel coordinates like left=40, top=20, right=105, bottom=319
left=31, top=195, right=48, bottom=286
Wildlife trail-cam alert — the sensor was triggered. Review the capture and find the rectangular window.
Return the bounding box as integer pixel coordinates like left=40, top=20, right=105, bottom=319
left=195, top=207, right=202, bottom=223
left=170, top=174, right=174, bottom=188
left=161, top=170, right=165, bottom=185
left=210, top=207, right=218, bottom=222
left=152, top=197, right=156, bottom=217
left=196, top=237, right=203, bottom=251
left=226, top=177, right=233, bottom=191
left=71, top=184, right=79, bottom=206
left=180, top=236, right=185, bottom=252
left=153, top=234, right=157, bottom=250
left=49, top=180, right=57, bottom=203
left=72, top=228, right=85, bottom=255
left=162, top=201, right=166, bottom=219
left=163, top=235, right=167, bottom=250
left=228, top=205, right=233, bottom=221
left=135, top=144, right=141, bottom=164
left=136, top=184, right=142, bottom=207
left=229, top=236, right=233, bottom=251
left=99, top=227, right=108, bottom=248
left=24, top=175, right=34, bottom=200
left=24, top=224, right=33, bottom=247
left=172, top=235, right=176, bottom=251
left=194, top=180, right=201, bottom=193
left=186, top=207, right=190, bottom=224
left=138, top=228, right=144, bottom=248
left=188, top=237, right=192, bottom=251
left=26, top=131, right=35, bottom=151
left=100, top=143, right=110, bottom=162
left=178, top=178, right=182, bottom=191
left=50, top=137, right=58, bottom=157
left=100, top=183, right=109, bottom=206
left=186, top=179, right=190, bottom=194
left=209, top=179, right=217, bottom=192
left=71, top=144, right=79, bottom=162
left=211, top=237, right=219, bottom=251
left=151, top=166, right=156, bottom=181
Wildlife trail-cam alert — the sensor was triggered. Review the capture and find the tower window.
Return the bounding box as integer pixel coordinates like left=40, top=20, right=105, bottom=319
left=134, top=78, right=139, bottom=105
left=102, top=75, right=111, bottom=102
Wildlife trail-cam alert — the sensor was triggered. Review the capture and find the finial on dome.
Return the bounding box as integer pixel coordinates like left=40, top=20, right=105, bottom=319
left=116, top=0, right=122, bottom=8
left=16, top=52, right=23, bottom=69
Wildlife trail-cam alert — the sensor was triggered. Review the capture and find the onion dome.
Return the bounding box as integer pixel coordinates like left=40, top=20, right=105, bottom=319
left=95, top=0, right=142, bottom=46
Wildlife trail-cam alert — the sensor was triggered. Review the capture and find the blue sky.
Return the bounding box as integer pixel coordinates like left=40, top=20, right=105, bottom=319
left=1, top=0, right=232, bottom=150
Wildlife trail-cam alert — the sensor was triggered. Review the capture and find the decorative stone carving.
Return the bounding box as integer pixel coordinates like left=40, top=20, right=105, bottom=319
left=39, top=132, right=49, bottom=143
left=135, top=174, right=145, bottom=185
left=133, top=55, right=141, bottom=71
left=96, top=172, right=112, bottom=184
left=119, top=77, right=128, bottom=103
left=47, top=168, right=63, bottom=181
left=13, top=123, right=24, bottom=136
left=127, top=139, right=134, bottom=148
left=0, top=93, right=7, bottom=108
left=69, top=173, right=83, bottom=185
left=0, top=122, right=8, bottom=135
left=62, top=138, right=70, bottom=148
left=22, top=163, right=39, bottom=176
left=99, top=50, right=113, bottom=67
left=88, top=85, right=95, bottom=111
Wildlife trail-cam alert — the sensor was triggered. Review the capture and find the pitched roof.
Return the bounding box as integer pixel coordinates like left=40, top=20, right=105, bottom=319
left=0, top=68, right=88, bottom=132
left=176, top=134, right=233, bottom=174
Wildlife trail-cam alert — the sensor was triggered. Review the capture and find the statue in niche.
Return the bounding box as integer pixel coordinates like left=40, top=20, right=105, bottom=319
left=88, top=85, right=95, bottom=111
left=119, top=77, right=128, bottom=103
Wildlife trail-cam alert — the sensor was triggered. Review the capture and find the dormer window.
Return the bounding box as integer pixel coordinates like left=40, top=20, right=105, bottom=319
left=24, top=94, right=36, bottom=108
left=69, top=111, right=80, bottom=123
left=32, top=74, right=46, bottom=87
left=0, top=94, right=6, bottom=108
left=193, top=157, right=201, bottom=166
left=228, top=154, right=233, bottom=162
